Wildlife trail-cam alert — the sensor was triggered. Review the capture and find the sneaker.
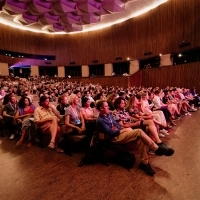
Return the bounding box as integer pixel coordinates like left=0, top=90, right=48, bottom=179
left=159, top=133, right=165, bottom=138
left=9, top=134, right=15, bottom=140
left=155, top=142, right=174, bottom=156
left=139, top=162, right=155, bottom=175
left=187, top=112, right=192, bottom=116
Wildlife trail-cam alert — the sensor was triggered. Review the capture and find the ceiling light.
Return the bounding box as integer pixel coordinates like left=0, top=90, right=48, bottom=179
left=178, top=54, right=182, bottom=57
left=0, top=1, right=168, bottom=34
left=159, top=54, right=162, bottom=56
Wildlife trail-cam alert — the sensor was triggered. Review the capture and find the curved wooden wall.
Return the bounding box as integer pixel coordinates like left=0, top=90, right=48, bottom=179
left=142, top=62, right=200, bottom=93
left=0, top=0, right=200, bottom=66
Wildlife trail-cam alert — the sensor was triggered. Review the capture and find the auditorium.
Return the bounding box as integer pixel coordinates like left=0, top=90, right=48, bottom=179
left=0, top=0, right=200, bottom=199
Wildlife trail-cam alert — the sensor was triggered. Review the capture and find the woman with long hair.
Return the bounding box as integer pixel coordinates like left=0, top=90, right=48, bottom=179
left=15, top=96, right=35, bottom=147
left=107, top=93, right=117, bottom=111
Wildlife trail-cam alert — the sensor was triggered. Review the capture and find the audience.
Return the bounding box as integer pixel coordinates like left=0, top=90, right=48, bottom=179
left=0, top=75, right=199, bottom=175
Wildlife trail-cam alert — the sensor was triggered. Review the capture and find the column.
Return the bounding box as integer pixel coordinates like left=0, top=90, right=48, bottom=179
left=31, top=66, right=39, bottom=76
left=129, top=60, right=139, bottom=75
left=160, top=54, right=173, bottom=66
left=58, top=66, right=65, bottom=77
left=0, top=62, right=9, bottom=76
left=104, top=63, right=113, bottom=76
left=82, top=65, right=89, bottom=77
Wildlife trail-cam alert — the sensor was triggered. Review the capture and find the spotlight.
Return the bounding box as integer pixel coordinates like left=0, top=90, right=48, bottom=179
left=178, top=54, right=182, bottom=57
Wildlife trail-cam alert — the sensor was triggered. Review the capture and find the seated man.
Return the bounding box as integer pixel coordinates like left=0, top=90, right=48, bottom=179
left=34, top=96, right=60, bottom=149
left=96, top=100, right=174, bottom=175
left=3, top=94, right=19, bottom=139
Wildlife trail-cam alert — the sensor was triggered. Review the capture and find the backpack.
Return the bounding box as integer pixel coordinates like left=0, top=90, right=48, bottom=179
left=58, top=137, right=75, bottom=156
left=78, top=144, right=102, bottom=167
left=115, top=151, right=135, bottom=171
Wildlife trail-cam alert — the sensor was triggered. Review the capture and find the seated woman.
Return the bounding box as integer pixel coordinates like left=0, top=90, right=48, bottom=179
left=81, top=97, right=97, bottom=138
left=139, top=91, right=169, bottom=136
left=162, top=90, right=181, bottom=118
left=152, top=90, right=176, bottom=126
left=107, top=93, right=117, bottom=111
left=15, top=96, right=35, bottom=147
left=65, top=94, right=86, bottom=135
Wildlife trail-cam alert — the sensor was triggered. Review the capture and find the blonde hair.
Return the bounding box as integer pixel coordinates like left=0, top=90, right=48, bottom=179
left=68, top=94, right=77, bottom=105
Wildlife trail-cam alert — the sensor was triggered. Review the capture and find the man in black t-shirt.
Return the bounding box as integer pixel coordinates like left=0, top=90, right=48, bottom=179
left=3, top=95, right=18, bottom=139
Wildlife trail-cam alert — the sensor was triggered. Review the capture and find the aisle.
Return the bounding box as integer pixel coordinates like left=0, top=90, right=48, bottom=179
left=0, top=111, right=200, bottom=200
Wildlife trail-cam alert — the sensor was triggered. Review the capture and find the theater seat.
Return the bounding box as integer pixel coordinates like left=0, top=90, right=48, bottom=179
left=60, top=124, right=87, bottom=143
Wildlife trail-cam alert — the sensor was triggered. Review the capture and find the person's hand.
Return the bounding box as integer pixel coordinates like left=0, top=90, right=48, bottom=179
left=132, top=121, right=141, bottom=127
left=76, top=127, right=83, bottom=134
left=81, top=126, right=86, bottom=131
left=48, top=104, right=54, bottom=109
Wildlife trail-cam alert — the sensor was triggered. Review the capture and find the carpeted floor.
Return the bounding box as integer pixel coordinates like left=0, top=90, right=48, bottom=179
left=0, top=111, right=200, bottom=200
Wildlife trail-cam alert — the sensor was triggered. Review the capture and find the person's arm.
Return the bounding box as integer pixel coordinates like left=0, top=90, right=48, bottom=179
left=48, top=104, right=60, bottom=118
left=3, top=110, right=14, bottom=118
left=2, top=106, right=14, bottom=118
left=0, top=96, right=4, bottom=101
left=96, top=116, right=120, bottom=137
left=14, top=110, right=30, bottom=120
left=79, top=112, right=86, bottom=131
left=65, top=114, right=82, bottom=133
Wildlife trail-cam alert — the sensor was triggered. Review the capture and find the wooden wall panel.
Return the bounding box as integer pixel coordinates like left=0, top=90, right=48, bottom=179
left=142, top=62, right=200, bottom=93
left=0, top=0, right=199, bottom=66
left=129, top=70, right=143, bottom=87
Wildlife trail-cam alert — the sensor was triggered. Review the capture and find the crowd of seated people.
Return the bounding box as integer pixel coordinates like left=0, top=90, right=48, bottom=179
left=0, top=76, right=200, bottom=175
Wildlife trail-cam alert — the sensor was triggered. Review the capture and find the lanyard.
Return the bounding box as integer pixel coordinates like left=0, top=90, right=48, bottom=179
left=70, top=105, right=79, bottom=119
left=9, top=103, right=16, bottom=110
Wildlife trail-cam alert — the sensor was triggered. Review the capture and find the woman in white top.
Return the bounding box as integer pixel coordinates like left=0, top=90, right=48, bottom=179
left=139, top=92, right=169, bottom=136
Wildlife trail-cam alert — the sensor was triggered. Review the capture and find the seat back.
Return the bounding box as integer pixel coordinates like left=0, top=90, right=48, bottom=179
left=94, top=130, right=112, bottom=141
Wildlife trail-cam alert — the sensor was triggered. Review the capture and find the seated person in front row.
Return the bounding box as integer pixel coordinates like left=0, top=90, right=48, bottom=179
left=34, top=96, right=60, bottom=149
left=96, top=100, right=174, bottom=175
left=15, top=96, right=35, bottom=147
left=64, top=94, right=86, bottom=135
left=3, top=94, right=19, bottom=139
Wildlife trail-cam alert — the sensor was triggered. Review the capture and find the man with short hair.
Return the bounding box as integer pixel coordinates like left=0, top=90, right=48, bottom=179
left=3, top=95, right=18, bottom=139
left=34, top=96, right=60, bottom=149
left=96, top=100, right=174, bottom=175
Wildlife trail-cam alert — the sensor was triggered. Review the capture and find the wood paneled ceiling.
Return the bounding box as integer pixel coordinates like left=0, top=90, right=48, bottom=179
left=0, top=0, right=167, bottom=34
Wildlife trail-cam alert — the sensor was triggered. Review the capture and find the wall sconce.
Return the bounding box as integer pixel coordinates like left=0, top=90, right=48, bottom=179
left=179, top=41, right=190, bottom=48
left=70, top=60, right=76, bottom=64
left=144, top=52, right=152, bottom=56
left=115, top=56, right=122, bottom=60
